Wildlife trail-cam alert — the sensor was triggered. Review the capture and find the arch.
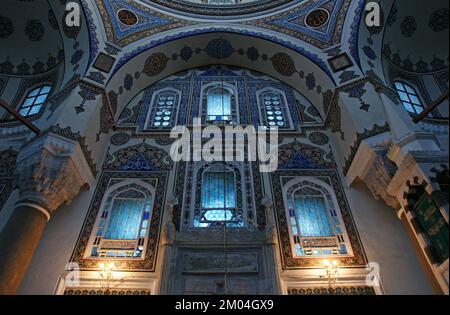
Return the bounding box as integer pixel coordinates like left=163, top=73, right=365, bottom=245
left=281, top=176, right=353, bottom=258
left=201, top=82, right=237, bottom=124
left=256, top=87, right=293, bottom=129
left=85, top=178, right=156, bottom=259
left=105, top=31, right=336, bottom=121
left=143, top=87, right=181, bottom=129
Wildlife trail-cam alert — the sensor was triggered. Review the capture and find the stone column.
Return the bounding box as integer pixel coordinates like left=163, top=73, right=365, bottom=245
left=261, top=195, right=282, bottom=294
left=159, top=196, right=178, bottom=294
left=0, top=133, right=94, bottom=294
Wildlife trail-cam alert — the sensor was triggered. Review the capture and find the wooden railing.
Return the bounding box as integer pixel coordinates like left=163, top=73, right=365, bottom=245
left=0, top=98, right=41, bottom=134
left=413, top=90, right=449, bottom=124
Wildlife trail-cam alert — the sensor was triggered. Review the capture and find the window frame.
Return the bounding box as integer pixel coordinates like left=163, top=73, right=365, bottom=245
left=282, top=177, right=354, bottom=258
left=190, top=162, right=250, bottom=229
left=256, top=87, right=294, bottom=130
left=200, top=82, right=240, bottom=125
left=18, top=84, right=53, bottom=118
left=84, top=179, right=156, bottom=260
left=144, top=87, right=180, bottom=130
left=394, top=81, right=425, bottom=115
left=199, top=164, right=238, bottom=225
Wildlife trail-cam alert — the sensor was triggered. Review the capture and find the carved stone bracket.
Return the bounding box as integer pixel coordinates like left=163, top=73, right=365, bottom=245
left=15, top=133, right=95, bottom=217
left=360, top=150, right=399, bottom=209
left=346, top=132, right=399, bottom=209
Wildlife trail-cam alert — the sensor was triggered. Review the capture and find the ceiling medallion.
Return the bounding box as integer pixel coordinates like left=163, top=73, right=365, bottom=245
left=117, top=9, right=139, bottom=26
left=305, top=8, right=330, bottom=28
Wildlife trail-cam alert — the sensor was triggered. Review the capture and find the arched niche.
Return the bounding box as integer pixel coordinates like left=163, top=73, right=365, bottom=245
left=104, top=31, right=336, bottom=121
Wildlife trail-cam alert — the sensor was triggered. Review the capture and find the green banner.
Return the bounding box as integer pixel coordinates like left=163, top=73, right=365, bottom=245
left=414, top=194, right=449, bottom=263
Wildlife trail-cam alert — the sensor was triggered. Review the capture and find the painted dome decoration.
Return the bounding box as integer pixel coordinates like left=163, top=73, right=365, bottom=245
left=143, top=0, right=297, bottom=16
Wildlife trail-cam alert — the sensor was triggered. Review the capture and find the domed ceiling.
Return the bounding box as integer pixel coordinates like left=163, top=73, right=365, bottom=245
left=0, top=0, right=64, bottom=76
left=93, top=0, right=357, bottom=50
left=143, top=0, right=297, bottom=16
left=382, top=0, right=449, bottom=73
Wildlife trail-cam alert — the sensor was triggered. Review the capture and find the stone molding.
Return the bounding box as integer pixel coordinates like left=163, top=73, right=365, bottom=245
left=15, top=133, right=95, bottom=214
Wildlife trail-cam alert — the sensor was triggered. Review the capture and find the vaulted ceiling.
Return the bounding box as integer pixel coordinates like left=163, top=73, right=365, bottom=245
left=93, top=0, right=357, bottom=50
left=382, top=0, right=449, bottom=74
left=0, top=0, right=64, bottom=76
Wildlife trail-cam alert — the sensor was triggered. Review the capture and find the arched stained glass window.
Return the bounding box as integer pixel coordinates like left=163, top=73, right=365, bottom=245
left=259, top=91, right=290, bottom=129
left=285, top=180, right=349, bottom=257
left=88, top=183, right=153, bottom=259
left=147, top=90, right=178, bottom=129
left=19, top=85, right=52, bottom=117
left=291, top=194, right=333, bottom=237
left=395, top=81, right=425, bottom=115
left=194, top=163, right=243, bottom=228
left=207, top=87, right=232, bottom=122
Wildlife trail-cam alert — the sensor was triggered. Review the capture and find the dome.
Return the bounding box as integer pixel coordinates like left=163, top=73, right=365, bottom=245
left=142, top=0, right=297, bottom=17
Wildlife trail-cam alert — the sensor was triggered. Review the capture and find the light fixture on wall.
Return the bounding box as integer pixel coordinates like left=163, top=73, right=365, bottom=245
left=98, top=262, right=115, bottom=294
left=322, top=259, right=339, bottom=288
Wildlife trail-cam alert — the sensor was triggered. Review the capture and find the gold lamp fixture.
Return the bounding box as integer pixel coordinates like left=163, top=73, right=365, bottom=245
left=322, top=259, right=339, bottom=289
left=98, top=262, right=115, bottom=294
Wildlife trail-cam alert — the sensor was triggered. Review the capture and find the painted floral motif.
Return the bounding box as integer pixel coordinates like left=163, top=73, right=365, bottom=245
left=271, top=52, right=297, bottom=76
left=143, top=53, right=170, bottom=77
left=400, top=16, right=417, bottom=38
left=205, top=38, right=235, bottom=59
left=0, top=15, right=14, bottom=39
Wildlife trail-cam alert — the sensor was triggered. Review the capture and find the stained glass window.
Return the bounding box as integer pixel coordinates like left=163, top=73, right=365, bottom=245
left=395, top=81, right=424, bottom=115
left=194, top=164, right=244, bottom=228
left=19, top=85, right=52, bottom=117
left=89, top=184, right=153, bottom=259
left=207, top=88, right=232, bottom=122
left=285, top=181, right=349, bottom=257
left=148, top=91, right=178, bottom=128
left=260, top=91, right=290, bottom=129
left=293, top=195, right=333, bottom=237
left=104, top=198, right=144, bottom=240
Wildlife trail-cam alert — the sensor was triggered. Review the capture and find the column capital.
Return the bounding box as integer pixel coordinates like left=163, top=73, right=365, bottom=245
left=15, top=132, right=95, bottom=214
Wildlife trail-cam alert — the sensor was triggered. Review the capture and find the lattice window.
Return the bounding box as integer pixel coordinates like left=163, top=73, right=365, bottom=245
left=19, top=85, right=52, bottom=117
left=201, top=83, right=238, bottom=125
left=284, top=179, right=351, bottom=257
left=394, top=81, right=425, bottom=115
left=259, top=90, right=291, bottom=129
left=87, top=182, right=154, bottom=259
left=207, top=88, right=232, bottom=122
left=146, top=90, right=179, bottom=129
left=193, top=163, right=244, bottom=228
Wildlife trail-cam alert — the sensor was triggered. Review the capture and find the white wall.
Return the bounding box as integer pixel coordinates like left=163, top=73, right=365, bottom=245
left=345, top=180, right=433, bottom=294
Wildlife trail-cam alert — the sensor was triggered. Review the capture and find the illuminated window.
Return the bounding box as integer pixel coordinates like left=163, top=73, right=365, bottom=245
left=146, top=90, right=179, bottom=129
left=88, top=182, right=154, bottom=259
left=207, top=87, right=232, bottom=122
left=194, top=163, right=243, bottom=228
left=284, top=178, right=351, bottom=257
left=259, top=90, right=291, bottom=129
left=395, top=81, right=424, bottom=115
left=201, top=83, right=238, bottom=125
left=19, top=85, right=52, bottom=117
